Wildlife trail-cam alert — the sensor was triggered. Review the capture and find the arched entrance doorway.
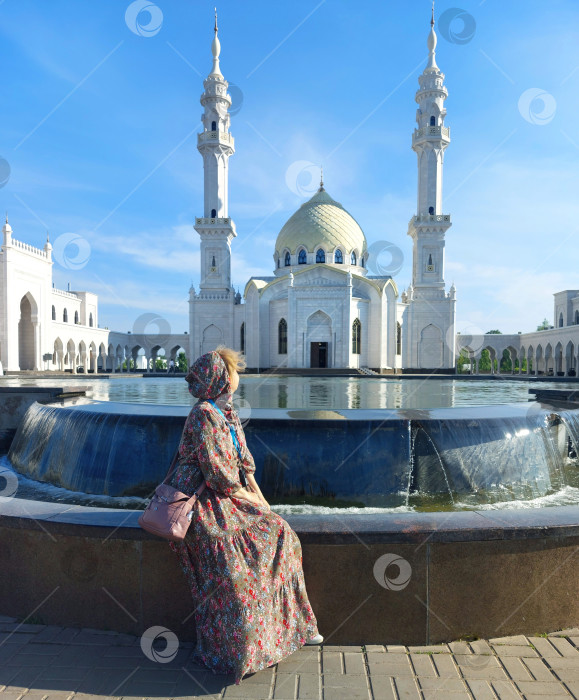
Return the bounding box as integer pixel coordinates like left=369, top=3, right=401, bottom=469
left=18, top=294, right=37, bottom=370
left=307, top=310, right=332, bottom=368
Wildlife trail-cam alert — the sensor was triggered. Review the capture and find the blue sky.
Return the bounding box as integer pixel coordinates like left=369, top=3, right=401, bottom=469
left=1, top=0, right=578, bottom=337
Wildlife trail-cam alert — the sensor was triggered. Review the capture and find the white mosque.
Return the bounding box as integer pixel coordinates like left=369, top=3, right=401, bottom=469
left=1, top=12, right=577, bottom=376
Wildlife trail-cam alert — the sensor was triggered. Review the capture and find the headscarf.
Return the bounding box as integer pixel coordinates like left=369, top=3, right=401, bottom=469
left=185, top=351, right=233, bottom=413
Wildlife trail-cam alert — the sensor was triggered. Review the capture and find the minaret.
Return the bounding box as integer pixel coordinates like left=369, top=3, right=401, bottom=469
left=194, top=10, right=236, bottom=294
left=407, top=3, right=451, bottom=294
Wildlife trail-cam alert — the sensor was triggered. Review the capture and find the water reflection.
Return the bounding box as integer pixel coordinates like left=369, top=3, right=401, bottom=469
left=1, top=375, right=578, bottom=409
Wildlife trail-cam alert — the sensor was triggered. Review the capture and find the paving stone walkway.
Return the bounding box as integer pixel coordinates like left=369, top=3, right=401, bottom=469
left=1, top=616, right=579, bottom=699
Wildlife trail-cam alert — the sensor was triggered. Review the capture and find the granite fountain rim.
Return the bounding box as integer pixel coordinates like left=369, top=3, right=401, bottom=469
left=1, top=495, right=579, bottom=545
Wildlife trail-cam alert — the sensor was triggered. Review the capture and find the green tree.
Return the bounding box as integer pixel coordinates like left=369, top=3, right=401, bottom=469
left=176, top=351, right=188, bottom=373
left=478, top=348, right=491, bottom=371
left=500, top=349, right=512, bottom=372
left=537, top=318, right=549, bottom=331
left=456, top=348, right=472, bottom=373
left=486, top=330, right=502, bottom=334
left=155, top=357, right=167, bottom=371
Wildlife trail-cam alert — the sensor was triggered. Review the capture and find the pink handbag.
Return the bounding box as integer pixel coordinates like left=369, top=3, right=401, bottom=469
left=138, top=450, right=206, bottom=542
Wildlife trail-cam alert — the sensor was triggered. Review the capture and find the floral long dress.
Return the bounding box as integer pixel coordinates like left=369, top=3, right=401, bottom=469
left=168, top=352, right=318, bottom=684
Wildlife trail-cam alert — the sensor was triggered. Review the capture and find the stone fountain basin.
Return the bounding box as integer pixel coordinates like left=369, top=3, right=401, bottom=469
left=0, top=497, right=578, bottom=645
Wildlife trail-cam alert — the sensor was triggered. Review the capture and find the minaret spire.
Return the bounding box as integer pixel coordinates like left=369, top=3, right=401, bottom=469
left=211, top=7, right=222, bottom=77
left=319, top=166, right=324, bottom=191
left=194, top=11, right=236, bottom=294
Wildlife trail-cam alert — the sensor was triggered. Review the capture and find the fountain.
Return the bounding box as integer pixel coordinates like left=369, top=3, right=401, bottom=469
left=1, top=385, right=579, bottom=646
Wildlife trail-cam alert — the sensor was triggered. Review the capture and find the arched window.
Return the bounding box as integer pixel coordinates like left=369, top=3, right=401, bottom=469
left=352, top=318, right=361, bottom=355
left=335, top=249, right=343, bottom=264
left=316, top=249, right=325, bottom=263
left=430, top=116, right=436, bottom=126
left=576, top=310, right=579, bottom=325
left=63, top=308, right=68, bottom=323
left=351, top=251, right=357, bottom=266
left=428, top=206, right=434, bottom=214
left=278, top=318, right=287, bottom=354
left=360, top=255, right=365, bottom=268
left=74, top=311, right=79, bottom=324
left=277, top=257, right=280, bottom=268
left=89, top=312, right=93, bottom=328
left=559, top=312, right=564, bottom=328
left=298, top=249, right=307, bottom=264
left=284, top=251, right=291, bottom=266
left=396, top=322, right=402, bottom=356
left=240, top=322, right=245, bottom=353
left=211, top=208, right=216, bottom=218
left=51, top=305, right=56, bottom=320
left=211, top=120, right=217, bottom=131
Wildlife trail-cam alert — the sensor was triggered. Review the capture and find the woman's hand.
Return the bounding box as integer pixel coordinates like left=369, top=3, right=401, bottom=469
left=231, top=487, right=264, bottom=508
left=244, top=473, right=270, bottom=510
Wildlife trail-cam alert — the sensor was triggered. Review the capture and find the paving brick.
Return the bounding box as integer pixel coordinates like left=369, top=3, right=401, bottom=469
left=469, top=640, right=493, bottom=656
left=276, top=658, right=319, bottom=674
left=296, top=672, right=319, bottom=699
left=363, top=645, right=384, bottom=652
left=391, top=676, right=421, bottom=699
left=487, top=680, right=521, bottom=699
left=418, top=677, right=468, bottom=692
left=492, top=644, right=539, bottom=658
left=321, top=652, right=341, bottom=675
left=409, top=653, right=436, bottom=677
left=385, top=645, right=407, bottom=653
left=272, top=672, right=297, bottom=700
left=407, top=644, right=449, bottom=654
left=514, top=680, right=569, bottom=696
left=549, top=636, right=579, bottom=657
left=322, top=673, right=367, bottom=689
left=453, top=655, right=508, bottom=681
left=549, top=628, right=579, bottom=637
left=489, top=635, right=529, bottom=646
left=0, top=624, right=45, bottom=634
left=527, top=637, right=561, bottom=658
left=432, top=654, right=460, bottom=678
left=448, top=641, right=470, bottom=655
left=523, top=657, right=559, bottom=682
left=18, top=643, right=65, bottom=656
left=31, top=626, right=65, bottom=644
left=0, top=616, right=17, bottom=623
left=544, top=656, right=579, bottom=671
left=342, top=653, right=364, bottom=675
left=0, top=633, right=36, bottom=646
left=499, top=656, right=533, bottom=681
left=366, top=675, right=396, bottom=699
left=366, top=653, right=413, bottom=677
left=0, top=693, right=25, bottom=700
left=464, top=679, right=497, bottom=700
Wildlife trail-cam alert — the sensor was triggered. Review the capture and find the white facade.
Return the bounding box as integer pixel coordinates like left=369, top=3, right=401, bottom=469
left=189, top=14, right=456, bottom=372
